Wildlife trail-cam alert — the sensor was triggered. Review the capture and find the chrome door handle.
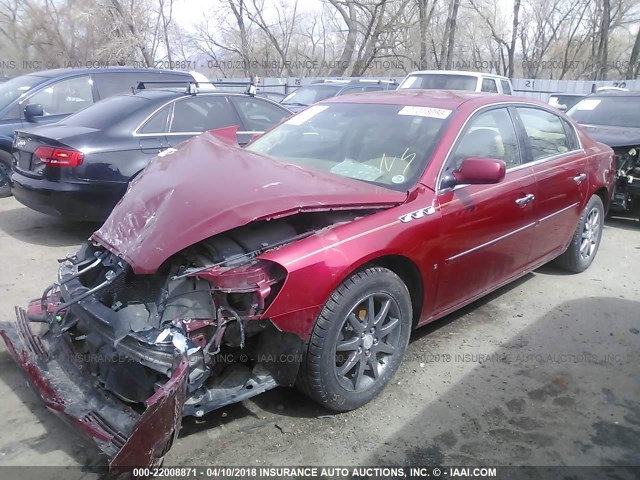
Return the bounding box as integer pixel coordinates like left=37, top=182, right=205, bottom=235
left=515, top=193, right=535, bottom=206
left=573, top=173, right=587, bottom=184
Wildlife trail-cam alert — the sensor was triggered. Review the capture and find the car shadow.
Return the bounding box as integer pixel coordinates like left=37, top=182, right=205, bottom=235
left=606, top=215, right=639, bottom=232
left=0, top=204, right=99, bottom=248
left=361, top=297, right=640, bottom=468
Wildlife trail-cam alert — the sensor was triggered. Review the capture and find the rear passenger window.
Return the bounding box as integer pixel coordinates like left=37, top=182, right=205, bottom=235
left=517, top=107, right=572, bottom=161
left=139, top=105, right=170, bottom=134
left=561, top=118, right=579, bottom=150
left=448, top=107, right=521, bottom=172
left=230, top=97, right=289, bottom=131
left=170, top=96, right=239, bottom=133
left=481, top=79, right=498, bottom=93
left=500, top=80, right=512, bottom=95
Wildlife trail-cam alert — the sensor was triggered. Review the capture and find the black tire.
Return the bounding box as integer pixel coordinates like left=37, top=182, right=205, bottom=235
left=0, top=150, right=11, bottom=198
left=297, top=267, right=412, bottom=412
left=555, top=194, right=604, bottom=273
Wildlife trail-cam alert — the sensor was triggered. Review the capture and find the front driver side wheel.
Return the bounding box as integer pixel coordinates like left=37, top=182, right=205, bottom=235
left=297, top=267, right=412, bottom=412
left=555, top=194, right=604, bottom=273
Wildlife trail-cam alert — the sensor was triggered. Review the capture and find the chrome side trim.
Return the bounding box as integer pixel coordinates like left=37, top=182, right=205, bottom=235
left=446, top=222, right=536, bottom=262
left=538, top=202, right=579, bottom=223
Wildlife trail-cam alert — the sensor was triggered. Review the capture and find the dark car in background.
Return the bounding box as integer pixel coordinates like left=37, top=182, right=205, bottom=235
left=567, top=91, right=640, bottom=220
left=11, top=85, right=291, bottom=220
left=281, top=79, right=397, bottom=112
left=0, top=67, right=195, bottom=196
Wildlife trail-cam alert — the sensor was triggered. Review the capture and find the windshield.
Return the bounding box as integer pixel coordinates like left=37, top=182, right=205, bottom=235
left=60, top=95, right=150, bottom=129
left=246, top=103, right=450, bottom=190
left=399, top=74, right=477, bottom=91
left=282, top=85, right=342, bottom=106
left=0, top=75, right=47, bottom=112
left=567, top=96, right=640, bottom=128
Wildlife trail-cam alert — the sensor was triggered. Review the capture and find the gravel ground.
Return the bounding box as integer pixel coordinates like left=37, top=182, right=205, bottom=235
left=0, top=197, right=638, bottom=476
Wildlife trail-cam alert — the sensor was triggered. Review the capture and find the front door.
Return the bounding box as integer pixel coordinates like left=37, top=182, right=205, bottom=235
left=434, top=107, right=537, bottom=315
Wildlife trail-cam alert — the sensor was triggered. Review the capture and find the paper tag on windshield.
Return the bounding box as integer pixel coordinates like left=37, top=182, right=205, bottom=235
left=575, top=99, right=601, bottom=111
left=285, top=105, right=329, bottom=125
left=398, top=106, right=451, bottom=119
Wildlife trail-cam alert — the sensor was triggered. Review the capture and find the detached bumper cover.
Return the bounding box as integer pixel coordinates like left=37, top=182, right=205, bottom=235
left=0, top=307, right=188, bottom=468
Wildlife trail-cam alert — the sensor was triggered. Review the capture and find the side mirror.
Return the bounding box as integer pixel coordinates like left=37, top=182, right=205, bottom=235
left=24, top=104, right=44, bottom=121
left=441, top=157, right=506, bottom=189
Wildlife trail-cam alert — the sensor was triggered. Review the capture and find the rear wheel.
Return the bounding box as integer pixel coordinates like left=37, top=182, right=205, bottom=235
left=555, top=194, right=604, bottom=273
left=0, top=150, right=11, bottom=198
left=297, top=267, right=412, bottom=412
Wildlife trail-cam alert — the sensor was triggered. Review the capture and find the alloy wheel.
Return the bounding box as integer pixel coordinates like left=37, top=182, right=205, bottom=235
left=580, top=207, right=600, bottom=260
left=333, top=293, right=402, bottom=392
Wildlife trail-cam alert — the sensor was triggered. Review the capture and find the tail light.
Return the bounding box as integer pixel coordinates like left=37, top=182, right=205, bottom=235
left=34, top=146, right=84, bottom=167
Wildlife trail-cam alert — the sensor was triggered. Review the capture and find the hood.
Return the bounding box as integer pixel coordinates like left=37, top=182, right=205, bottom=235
left=581, top=124, right=640, bottom=149
left=93, top=131, right=407, bottom=274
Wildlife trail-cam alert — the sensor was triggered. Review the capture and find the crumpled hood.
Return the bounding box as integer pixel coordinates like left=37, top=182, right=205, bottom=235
left=93, top=131, right=407, bottom=274
left=581, top=124, right=640, bottom=149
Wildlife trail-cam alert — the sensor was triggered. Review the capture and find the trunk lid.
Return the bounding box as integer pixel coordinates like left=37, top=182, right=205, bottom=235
left=93, top=130, right=407, bottom=274
left=14, top=127, right=98, bottom=175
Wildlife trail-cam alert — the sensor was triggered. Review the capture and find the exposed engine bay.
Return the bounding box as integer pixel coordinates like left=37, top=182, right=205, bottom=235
left=47, top=210, right=369, bottom=417
left=612, top=146, right=640, bottom=217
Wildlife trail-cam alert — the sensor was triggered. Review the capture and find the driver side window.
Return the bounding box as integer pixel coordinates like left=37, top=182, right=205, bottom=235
left=445, top=107, right=520, bottom=180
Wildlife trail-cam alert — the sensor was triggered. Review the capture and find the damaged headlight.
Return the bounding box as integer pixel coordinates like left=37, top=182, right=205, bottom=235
left=185, top=259, right=287, bottom=313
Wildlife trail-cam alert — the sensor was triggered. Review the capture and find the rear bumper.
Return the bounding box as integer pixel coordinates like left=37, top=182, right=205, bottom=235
left=0, top=305, right=188, bottom=469
left=10, top=171, right=126, bottom=221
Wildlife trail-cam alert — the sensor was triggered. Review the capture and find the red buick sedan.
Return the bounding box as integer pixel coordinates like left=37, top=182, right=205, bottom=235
left=1, top=90, right=614, bottom=468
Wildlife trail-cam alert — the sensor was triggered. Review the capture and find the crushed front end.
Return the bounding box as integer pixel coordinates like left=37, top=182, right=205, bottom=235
left=0, top=212, right=353, bottom=468
left=612, top=146, right=640, bottom=217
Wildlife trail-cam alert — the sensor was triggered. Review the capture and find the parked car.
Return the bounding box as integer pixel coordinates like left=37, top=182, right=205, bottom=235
left=398, top=70, right=513, bottom=95
left=1, top=90, right=614, bottom=469
left=11, top=85, right=292, bottom=220
left=567, top=90, right=640, bottom=220
left=548, top=92, right=585, bottom=112
left=0, top=67, right=196, bottom=197
left=281, top=79, right=397, bottom=112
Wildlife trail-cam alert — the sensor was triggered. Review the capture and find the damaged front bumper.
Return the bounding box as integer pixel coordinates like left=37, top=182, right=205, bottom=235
left=1, top=246, right=304, bottom=468
left=0, top=305, right=188, bottom=469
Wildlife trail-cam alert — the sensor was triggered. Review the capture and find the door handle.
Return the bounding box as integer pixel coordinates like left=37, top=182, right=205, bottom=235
left=515, top=193, right=535, bottom=206
left=573, top=173, right=587, bottom=184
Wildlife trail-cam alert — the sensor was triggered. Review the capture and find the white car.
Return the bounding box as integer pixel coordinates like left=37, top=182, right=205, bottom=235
left=398, top=70, right=513, bottom=95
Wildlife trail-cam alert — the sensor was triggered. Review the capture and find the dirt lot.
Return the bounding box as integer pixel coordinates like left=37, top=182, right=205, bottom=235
left=0, top=197, right=638, bottom=474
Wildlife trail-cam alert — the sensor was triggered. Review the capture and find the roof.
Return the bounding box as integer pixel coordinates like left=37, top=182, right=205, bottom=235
left=22, top=67, right=192, bottom=79
left=406, top=70, right=510, bottom=81
left=320, top=89, right=526, bottom=110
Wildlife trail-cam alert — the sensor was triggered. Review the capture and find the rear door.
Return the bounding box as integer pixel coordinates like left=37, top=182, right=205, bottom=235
left=434, top=106, right=537, bottom=314
left=514, top=106, right=588, bottom=263
left=166, top=95, right=242, bottom=147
